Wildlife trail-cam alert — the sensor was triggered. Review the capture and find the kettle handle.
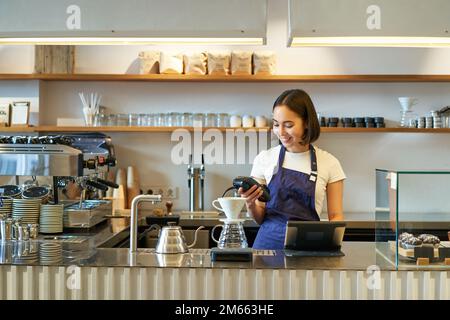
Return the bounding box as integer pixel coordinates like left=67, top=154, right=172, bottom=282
left=187, top=226, right=205, bottom=249
left=211, top=224, right=223, bottom=244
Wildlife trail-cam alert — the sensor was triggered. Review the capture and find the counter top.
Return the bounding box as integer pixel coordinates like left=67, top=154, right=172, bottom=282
left=1, top=215, right=448, bottom=271
left=1, top=238, right=449, bottom=271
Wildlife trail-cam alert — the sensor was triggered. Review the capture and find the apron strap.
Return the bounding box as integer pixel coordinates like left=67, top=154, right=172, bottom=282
left=309, top=145, right=318, bottom=182
left=278, top=145, right=318, bottom=182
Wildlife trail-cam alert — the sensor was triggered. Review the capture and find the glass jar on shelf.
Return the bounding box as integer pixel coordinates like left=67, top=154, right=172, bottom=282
left=167, top=112, right=182, bottom=127
left=216, top=113, right=229, bottom=127
left=129, top=113, right=139, bottom=126
left=116, top=114, right=128, bottom=126
left=147, top=113, right=155, bottom=126
left=107, top=114, right=118, bottom=126
left=155, top=113, right=165, bottom=127
left=181, top=112, right=193, bottom=127
left=204, top=113, right=216, bottom=127
left=193, top=113, right=204, bottom=127
left=94, top=113, right=108, bottom=127
left=137, top=114, right=148, bottom=126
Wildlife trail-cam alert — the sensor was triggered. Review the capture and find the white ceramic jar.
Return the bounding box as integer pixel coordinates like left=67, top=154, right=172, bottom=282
left=230, top=115, right=242, bottom=127
left=242, top=115, right=255, bottom=128
left=255, top=115, right=268, bottom=128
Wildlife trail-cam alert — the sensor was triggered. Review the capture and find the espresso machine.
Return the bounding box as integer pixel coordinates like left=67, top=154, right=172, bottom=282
left=0, top=133, right=118, bottom=229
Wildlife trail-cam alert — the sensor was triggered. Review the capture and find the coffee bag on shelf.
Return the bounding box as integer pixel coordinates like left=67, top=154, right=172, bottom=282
left=184, top=52, right=207, bottom=75
left=207, top=51, right=231, bottom=75
left=231, top=51, right=252, bottom=75
left=138, top=51, right=160, bottom=74
left=253, top=51, right=277, bottom=75
left=160, top=52, right=184, bottom=74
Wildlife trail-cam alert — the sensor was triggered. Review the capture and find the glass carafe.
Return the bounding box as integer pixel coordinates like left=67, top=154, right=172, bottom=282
left=400, top=110, right=418, bottom=128
left=211, top=220, right=248, bottom=249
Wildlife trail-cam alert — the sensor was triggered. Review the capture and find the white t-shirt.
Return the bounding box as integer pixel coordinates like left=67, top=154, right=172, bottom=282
left=250, top=145, right=346, bottom=215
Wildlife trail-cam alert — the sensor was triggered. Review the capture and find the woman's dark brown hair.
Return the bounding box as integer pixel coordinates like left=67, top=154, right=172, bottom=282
left=272, top=89, right=320, bottom=145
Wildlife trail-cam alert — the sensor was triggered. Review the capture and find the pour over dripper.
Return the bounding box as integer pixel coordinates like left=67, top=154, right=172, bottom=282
left=398, top=97, right=418, bottom=111
left=212, top=197, right=246, bottom=220
left=398, top=97, right=418, bottom=127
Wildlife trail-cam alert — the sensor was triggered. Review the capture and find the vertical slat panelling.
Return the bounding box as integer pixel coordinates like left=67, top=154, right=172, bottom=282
left=105, top=267, right=115, bottom=299
left=305, top=270, right=315, bottom=299
left=389, top=272, right=399, bottom=300
left=0, top=264, right=4, bottom=300
left=23, top=266, right=34, bottom=300
left=406, top=272, right=417, bottom=300
left=205, top=268, right=217, bottom=299
left=88, top=267, right=98, bottom=299
left=39, top=267, right=50, bottom=299
left=155, top=268, right=166, bottom=299
left=55, top=267, right=66, bottom=299
left=188, top=268, right=201, bottom=300
left=321, top=271, right=331, bottom=299
left=439, top=271, right=448, bottom=299
left=373, top=271, right=383, bottom=300
left=138, top=268, right=148, bottom=300
left=7, top=266, right=19, bottom=299
left=355, top=271, right=367, bottom=300
left=221, top=269, right=231, bottom=299
left=421, top=272, right=431, bottom=300
left=289, top=270, right=301, bottom=299
left=171, top=268, right=180, bottom=300
left=123, top=268, right=132, bottom=299
left=1, top=266, right=449, bottom=300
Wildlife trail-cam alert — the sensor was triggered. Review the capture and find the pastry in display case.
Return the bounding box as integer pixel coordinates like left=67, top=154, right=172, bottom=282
left=375, top=169, right=450, bottom=269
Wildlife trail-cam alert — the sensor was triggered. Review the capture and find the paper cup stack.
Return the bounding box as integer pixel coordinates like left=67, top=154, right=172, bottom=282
left=0, top=197, right=13, bottom=218
left=39, top=204, right=63, bottom=234
left=39, top=242, right=63, bottom=264
left=12, top=199, right=41, bottom=224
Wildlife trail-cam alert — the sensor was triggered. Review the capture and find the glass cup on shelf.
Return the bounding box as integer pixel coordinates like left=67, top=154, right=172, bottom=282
left=147, top=113, right=155, bottom=127
left=181, top=113, right=193, bottom=127
left=163, top=113, right=171, bottom=127
left=94, top=113, right=107, bottom=127
left=204, top=113, right=216, bottom=127
left=216, top=113, right=229, bottom=127
left=167, top=112, right=182, bottom=127
left=155, top=113, right=165, bottom=127
left=137, top=114, right=148, bottom=126
left=174, top=112, right=182, bottom=127
left=107, top=114, right=118, bottom=126
left=116, top=114, right=128, bottom=126
left=129, top=113, right=139, bottom=126
left=193, top=113, right=204, bottom=127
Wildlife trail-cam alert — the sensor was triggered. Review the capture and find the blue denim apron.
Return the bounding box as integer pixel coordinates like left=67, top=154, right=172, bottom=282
left=252, top=145, right=319, bottom=249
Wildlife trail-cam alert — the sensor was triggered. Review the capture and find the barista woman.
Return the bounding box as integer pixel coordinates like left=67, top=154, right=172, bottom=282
left=239, top=89, right=345, bottom=249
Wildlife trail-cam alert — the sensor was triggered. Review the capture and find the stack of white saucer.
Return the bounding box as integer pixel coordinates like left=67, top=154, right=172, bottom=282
left=39, top=242, right=63, bottom=264
left=13, top=241, right=39, bottom=264
left=12, top=199, right=41, bottom=224
left=0, top=197, right=13, bottom=218
left=39, top=204, right=63, bottom=234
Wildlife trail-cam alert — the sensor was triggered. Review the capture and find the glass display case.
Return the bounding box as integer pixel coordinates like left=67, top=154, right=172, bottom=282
left=375, top=169, right=450, bottom=270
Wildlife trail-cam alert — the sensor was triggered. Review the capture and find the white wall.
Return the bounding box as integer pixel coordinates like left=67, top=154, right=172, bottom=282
left=2, top=0, right=450, bottom=214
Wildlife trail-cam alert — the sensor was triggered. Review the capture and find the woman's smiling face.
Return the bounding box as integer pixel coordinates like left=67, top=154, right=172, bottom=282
left=272, top=105, right=308, bottom=152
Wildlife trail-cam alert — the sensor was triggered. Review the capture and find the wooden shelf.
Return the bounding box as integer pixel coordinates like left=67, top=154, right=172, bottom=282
left=34, top=126, right=272, bottom=133
left=0, top=126, right=36, bottom=132
left=3, top=73, right=450, bottom=82
left=1, top=126, right=450, bottom=133
left=320, top=127, right=450, bottom=133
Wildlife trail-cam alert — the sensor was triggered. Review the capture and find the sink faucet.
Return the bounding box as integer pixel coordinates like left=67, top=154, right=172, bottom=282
left=129, top=194, right=162, bottom=254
